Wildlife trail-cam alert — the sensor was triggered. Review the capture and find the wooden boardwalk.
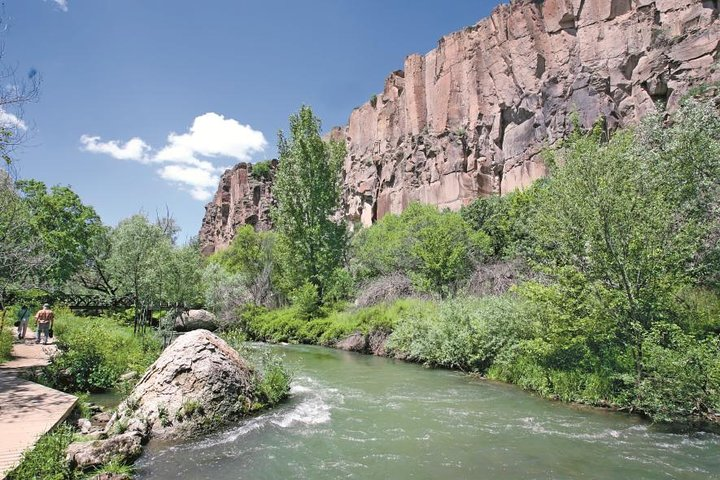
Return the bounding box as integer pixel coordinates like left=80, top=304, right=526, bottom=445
left=0, top=330, right=77, bottom=479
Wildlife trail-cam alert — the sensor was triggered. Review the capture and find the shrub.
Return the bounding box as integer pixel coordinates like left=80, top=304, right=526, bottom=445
left=354, top=272, right=415, bottom=308
left=253, top=350, right=292, bottom=407
left=244, top=298, right=432, bottom=346
left=290, top=282, right=320, bottom=320
left=202, top=262, right=251, bottom=327
left=0, top=326, right=12, bottom=363
left=250, top=160, right=272, bottom=181
left=324, top=267, right=354, bottom=306
left=369, top=94, right=377, bottom=108
left=387, top=296, right=531, bottom=372
left=636, top=323, right=720, bottom=422
left=40, top=312, right=161, bottom=393
left=352, top=203, right=489, bottom=296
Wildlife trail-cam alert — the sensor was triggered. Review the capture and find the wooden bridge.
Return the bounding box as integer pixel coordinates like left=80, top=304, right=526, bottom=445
left=40, top=294, right=198, bottom=312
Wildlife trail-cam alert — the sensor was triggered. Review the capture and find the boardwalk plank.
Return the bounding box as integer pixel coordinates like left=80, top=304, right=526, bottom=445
left=0, top=330, right=77, bottom=479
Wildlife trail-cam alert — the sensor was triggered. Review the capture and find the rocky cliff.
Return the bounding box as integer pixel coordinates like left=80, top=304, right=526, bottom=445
left=343, top=0, right=720, bottom=225
left=199, top=161, right=275, bottom=255
left=200, top=0, right=720, bottom=250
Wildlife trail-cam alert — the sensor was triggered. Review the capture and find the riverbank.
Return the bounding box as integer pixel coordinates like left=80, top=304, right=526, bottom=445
left=134, top=343, right=720, bottom=480
left=241, top=296, right=720, bottom=431
left=6, top=312, right=292, bottom=480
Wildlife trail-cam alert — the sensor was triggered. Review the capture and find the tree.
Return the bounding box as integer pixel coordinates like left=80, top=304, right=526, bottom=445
left=352, top=203, right=491, bottom=296
left=108, top=214, right=170, bottom=331
left=211, top=225, right=277, bottom=306
left=72, top=226, right=117, bottom=297
left=272, top=106, right=347, bottom=301
left=160, top=239, right=205, bottom=306
left=529, top=111, right=715, bottom=384
left=0, top=170, right=48, bottom=328
left=17, top=179, right=105, bottom=288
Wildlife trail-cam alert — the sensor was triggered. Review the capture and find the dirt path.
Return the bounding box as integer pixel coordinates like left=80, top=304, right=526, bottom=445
left=0, top=328, right=77, bottom=479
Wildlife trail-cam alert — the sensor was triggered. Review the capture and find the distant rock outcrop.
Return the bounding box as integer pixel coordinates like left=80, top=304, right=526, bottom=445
left=198, top=0, right=720, bottom=248
left=199, top=161, right=275, bottom=255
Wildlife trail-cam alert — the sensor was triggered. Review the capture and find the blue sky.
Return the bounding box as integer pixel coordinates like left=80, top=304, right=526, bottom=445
left=6, top=0, right=502, bottom=240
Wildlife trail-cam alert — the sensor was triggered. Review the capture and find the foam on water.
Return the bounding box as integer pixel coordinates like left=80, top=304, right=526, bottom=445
left=186, top=375, right=337, bottom=451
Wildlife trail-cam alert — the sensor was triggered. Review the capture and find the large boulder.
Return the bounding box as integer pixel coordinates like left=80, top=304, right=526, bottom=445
left=174, top=309, right=218, bottom=331
left=106, top=329, right=257, bottom=439
left=66, top=432, right=143, bottom=470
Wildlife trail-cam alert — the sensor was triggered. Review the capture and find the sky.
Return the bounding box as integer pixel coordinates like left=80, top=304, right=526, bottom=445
left=4, top=0, right=502, bottom=241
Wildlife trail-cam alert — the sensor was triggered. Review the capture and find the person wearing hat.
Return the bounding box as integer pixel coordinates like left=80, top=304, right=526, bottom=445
left=35, top=303, right=54, bottom=345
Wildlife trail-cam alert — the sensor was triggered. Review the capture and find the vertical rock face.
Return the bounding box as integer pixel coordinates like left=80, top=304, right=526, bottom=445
left=198, top=161, right=276, bottom=255
left=199, top=0, right=720, bottom=249
left=342, top=0, right=720, bottom=225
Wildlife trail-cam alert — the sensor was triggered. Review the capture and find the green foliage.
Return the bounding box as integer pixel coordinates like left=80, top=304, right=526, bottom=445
left=39, top=312, right=161, bottom=393
left=210, top=226, right=276, bottom=307
left=16, top=179, right=105, bottom=286
left=369, top=94, right=377, bottom=108
left=411, top=212, right=491, bottom=296
left=460, top=187, right=539, bottom=258
left=637, top=323, right=720, bottom=422
left=353, top=203, right=490, bottom=296
left=161, top=241, right=205, bottom=306
left=250, top=160, right=273, bottom=181
left=8, top=423, right=75, bottom=480
left=387, top=296, right=532, bottom=372
left=253, top=351, right=292, bottom=407
left=217, top=330, right=292, bottom=409
left=272, top=105, right=347, bottom=301
left=0, top=326, right=12, bottom=363
left=82, top=460, right=134, bottom=479
left=485, top=98, right=720, bottom=420
left=0, top=173, right=48, bottom=308
left=177, top=399, right=204, bottom=420
left=246, top=307, right=306, bottom=343
left=108, top=214, right=172, bottom=304
left=245, top=298, right=434, bottom=345
left=290, top=282, right=320, bottom=320
left=212, top=225, right=265, bottom=277
left=323, top=267, right=354, bottom=306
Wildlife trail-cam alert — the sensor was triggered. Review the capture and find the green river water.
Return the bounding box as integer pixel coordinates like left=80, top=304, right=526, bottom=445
left=135, top=344, right=719, bottom=479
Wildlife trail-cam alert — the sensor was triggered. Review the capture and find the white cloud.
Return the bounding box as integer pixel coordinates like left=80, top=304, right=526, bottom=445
left=80, top=112, right=267, bottom=201
left=80, top=135, right=150, bottom=162
left=156, top=112, right=267, bottom=164
left=0, top=109, right=27, bottom=131
left=157, top=165, right=220, bottom=201
left=46, top=0, right=68, bottom=12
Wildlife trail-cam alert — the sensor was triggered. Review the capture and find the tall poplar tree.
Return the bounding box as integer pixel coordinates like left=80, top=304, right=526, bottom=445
left=272, top=106, right=347, bottom=301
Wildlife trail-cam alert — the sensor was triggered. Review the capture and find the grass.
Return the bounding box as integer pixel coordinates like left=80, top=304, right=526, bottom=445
left=245, top=298, right=434, bottom=345
left=7, top=424, right=75, bottom=480
left=8, top=423, right=136, bottom=480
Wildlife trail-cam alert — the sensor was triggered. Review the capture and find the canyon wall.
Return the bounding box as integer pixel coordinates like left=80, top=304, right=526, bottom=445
left=342, top=0, right=720, bottom=225
left=198, top=162, right=275, bottom=255
left=200, top=0, right=720, bottom=252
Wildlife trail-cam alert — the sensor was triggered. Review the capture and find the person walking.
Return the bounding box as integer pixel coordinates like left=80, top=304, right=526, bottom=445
left=16, top=305, right=30, bottom=339
left=35, top=303, right=54, bottom=345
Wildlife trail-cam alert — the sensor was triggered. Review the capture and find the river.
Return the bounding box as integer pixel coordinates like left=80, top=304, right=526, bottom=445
left=135, top=344, right=720, bottom=479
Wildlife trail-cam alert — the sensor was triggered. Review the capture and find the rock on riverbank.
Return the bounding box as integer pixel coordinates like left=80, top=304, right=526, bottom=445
left=108, top=329, right=257, bottom=439
left=66, top=329, right=261, bottom=472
